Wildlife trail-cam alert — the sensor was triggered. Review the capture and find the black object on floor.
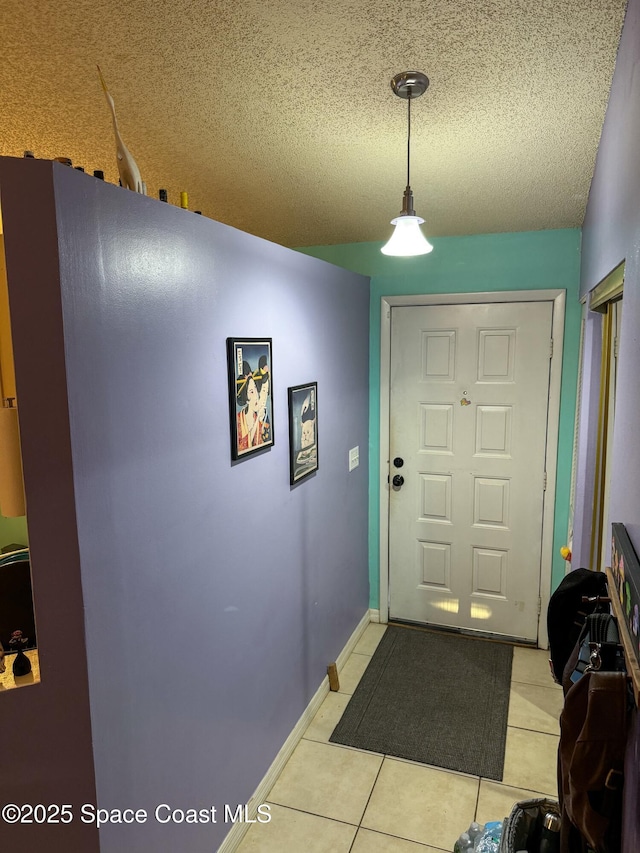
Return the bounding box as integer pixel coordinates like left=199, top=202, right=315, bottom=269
left=329, top=625, right=513, bottom=780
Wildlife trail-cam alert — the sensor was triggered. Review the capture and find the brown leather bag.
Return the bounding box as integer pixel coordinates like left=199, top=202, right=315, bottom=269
left=558, top=671, right=629, bottom=853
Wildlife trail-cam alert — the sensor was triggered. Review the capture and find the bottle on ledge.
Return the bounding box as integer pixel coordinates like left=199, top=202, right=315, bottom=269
left=180, top=191, right=188, bottom=210
left=93, top=170, right=105, bottom=180
left=23, top=150, right=35, bottom=158
left=158, top=189, right=168, bottom=202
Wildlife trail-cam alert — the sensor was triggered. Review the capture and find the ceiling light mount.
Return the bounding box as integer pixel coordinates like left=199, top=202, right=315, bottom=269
left=390, top=71, right=430, bottom=100
left=381, top=70, right=434, bottom=257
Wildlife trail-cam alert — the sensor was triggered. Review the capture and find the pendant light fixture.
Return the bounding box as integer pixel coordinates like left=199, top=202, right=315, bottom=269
left=381, top=71, right=434, bottom=257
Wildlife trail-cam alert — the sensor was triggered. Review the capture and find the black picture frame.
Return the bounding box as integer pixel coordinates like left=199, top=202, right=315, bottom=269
left=612, top=522, right=640, bottom=670
left=288, top=382, right=318, bottom=485
left=227, top=338, right=274, bottom=460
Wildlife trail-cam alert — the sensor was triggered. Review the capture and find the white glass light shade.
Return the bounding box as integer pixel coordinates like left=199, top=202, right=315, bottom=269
left=381, top=214, right=434, bottom=256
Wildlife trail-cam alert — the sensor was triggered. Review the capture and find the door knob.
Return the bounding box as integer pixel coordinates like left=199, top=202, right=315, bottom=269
left=392, top=474, right=404, bottom=488
left=393, top=457, right=404, bottom=468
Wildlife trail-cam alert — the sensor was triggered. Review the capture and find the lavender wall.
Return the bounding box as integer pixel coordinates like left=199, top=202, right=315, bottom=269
left=577, top=0, right=640, bottom=846
left=580, top=0, right=639, bottom=301
left=570, top=309, right=601, bottom=570
left=2, top=158, right=370, bottom=852
left=579, top=0, right=640, bottom=551
left=59, top=164, right=369, bottom=853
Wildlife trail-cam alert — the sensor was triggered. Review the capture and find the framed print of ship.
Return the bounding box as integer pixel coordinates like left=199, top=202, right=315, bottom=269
left=288, top=382, right=318, bottom=485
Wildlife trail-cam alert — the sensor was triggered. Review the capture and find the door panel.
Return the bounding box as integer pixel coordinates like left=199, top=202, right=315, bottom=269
left=389, top=301, right=553, bottom=641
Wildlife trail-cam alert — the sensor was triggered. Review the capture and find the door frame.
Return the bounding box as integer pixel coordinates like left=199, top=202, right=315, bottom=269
left=379, top=289, right=566, bottom=648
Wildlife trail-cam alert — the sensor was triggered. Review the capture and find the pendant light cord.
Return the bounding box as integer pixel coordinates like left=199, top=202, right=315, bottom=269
left=406, top=92, right=412, bottom=188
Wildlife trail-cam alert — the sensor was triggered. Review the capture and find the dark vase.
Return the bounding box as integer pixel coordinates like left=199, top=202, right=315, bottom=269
left=13, top=648, right=32, bottom=677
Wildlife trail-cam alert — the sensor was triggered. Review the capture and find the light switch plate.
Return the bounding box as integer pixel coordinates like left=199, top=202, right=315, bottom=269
left=349, top=446, right=359, bottom=471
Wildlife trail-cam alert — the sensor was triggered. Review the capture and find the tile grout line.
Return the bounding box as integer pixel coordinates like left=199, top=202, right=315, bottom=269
left=506, top=723, right=559, bottom=739
left=265, top=742, right=555, bottom=847
left=300, top=736, right=386, bottom=759
left=473, top=774, right=482, bottom=823
left=353, top=753, right=386, bottom=838
left=352, top=824, right=452, bottom=852
left=263, top=800, right=360, bottom=831
left=348, top=753, right=454, bottom=853
left=507, top=723, right=560, bottom=737
left=510, top=678, right=563, bottom=691
left=269, top=757, right=457, bottom=852
left=478, top=779, right=558, bottom=798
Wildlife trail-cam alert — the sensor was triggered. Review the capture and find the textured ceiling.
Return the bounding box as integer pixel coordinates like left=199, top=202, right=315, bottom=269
left=1, top=0, right=627, bottom=248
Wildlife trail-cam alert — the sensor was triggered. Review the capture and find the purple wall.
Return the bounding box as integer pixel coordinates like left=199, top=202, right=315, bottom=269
left=1, top=158, right=370, bottom=852
left=577, top=0, right=640, bottom=847
left=571, top=309, right=601, bottom=570
left=580, top=0, right=640, bottom=301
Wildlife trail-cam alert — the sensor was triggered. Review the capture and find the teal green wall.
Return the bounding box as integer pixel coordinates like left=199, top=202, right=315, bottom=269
left=0, top=514, right=28, bottom=551
left=299, top=229, right=582, bottom=609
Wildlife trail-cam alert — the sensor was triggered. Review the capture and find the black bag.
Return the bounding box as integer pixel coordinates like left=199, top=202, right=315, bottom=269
left=499, top=797, right=560, bottom=852
left=547, top=568, right=608, bottom=685
left=564, top=613, right=625, bottom=692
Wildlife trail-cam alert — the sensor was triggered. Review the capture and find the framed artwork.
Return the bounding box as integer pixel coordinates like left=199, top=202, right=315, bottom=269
left=227, top=338, right=273, bottom=460
left=612, top=523, right=640, bottom=671
left=288, top=382, right=318, bottom=484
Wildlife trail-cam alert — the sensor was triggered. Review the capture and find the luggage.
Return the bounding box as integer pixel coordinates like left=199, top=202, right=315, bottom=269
left=547, top=568, right=631, bottom=851
left=547, top=568, right=608, bottom=685
left=558, top=671, right=629, bottom=853
left=563, top=613, right=625, bottom=693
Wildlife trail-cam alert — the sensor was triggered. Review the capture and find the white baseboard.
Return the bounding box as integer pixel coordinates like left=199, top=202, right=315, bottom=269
left=217, top=609, right=372, bottom=852
left=335, top=609, right=373, bottom=671
left=369, top=608, right=380, bottom=623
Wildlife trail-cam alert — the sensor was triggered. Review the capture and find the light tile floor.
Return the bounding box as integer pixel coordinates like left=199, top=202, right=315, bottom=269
left=238, top=624, right=563, bottom=852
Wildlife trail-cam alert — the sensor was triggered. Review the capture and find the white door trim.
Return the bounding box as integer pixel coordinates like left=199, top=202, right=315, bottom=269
left=379, top=289, right=566, bottom=649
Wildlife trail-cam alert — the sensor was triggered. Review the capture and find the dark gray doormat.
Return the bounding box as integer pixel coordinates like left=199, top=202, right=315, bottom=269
left=329, top=625, right=513, bottom=780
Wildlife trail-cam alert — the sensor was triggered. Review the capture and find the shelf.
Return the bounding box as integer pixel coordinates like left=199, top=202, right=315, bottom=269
left=0, top=648, right=40, bottom=692
left=606, top=567, right=640, bottom=707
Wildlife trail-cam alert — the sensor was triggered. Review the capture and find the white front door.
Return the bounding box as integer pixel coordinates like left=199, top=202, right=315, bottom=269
left=388, top=301, right=553, bottom=641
